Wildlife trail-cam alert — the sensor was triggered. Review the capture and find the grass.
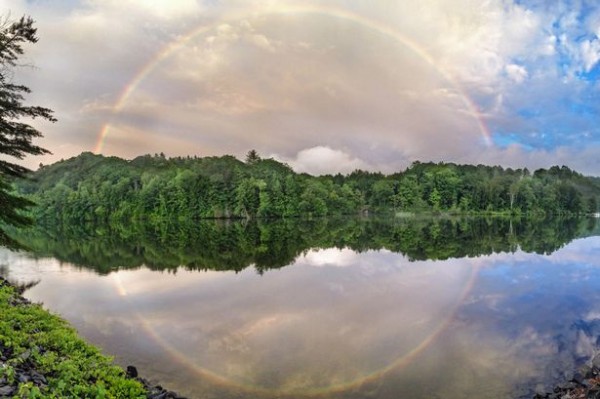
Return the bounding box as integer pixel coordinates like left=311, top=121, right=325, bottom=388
left=0, top=279, right=147, bottom=398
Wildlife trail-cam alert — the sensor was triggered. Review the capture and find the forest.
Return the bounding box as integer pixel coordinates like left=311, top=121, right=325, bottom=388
left=14, top=151, right=600, bottom=230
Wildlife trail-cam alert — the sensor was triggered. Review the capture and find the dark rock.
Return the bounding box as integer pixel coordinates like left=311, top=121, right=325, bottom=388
left=581, top=364, right=594, bottom=379
left=588, top=389, right=600, bottom=399
left=125, top=368, right=185, bottom=399
left=593, top=354, right=600, bottom=370
left=30, top=370, right=47, bottom=385
left=572, top=372, right=587, bottom=385
left=558, top=381, right=576, bottom=391
left=126, top=365, right=138, bottom=378
left=0, top=385, right=15, bottom=396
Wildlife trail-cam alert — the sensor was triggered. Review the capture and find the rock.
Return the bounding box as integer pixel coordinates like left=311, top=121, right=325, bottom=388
left=558, top=381, right=576, bottom=391
left=572, top=372, right=587, bottom=385
left=581, top=364, right=594, bottom=379
left=0, top=385, right=15, bottom=396
left=126, top=370, right=185, bottom=399
left=588, top=389, right=600, bottom=399
left=593, top=354, right=600, bottom=369
left=126, top=365, right=138, bottom=378
left=30, top=370, right=47, bottom=385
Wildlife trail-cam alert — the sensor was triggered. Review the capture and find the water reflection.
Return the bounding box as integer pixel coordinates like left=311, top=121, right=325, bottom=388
left=10, top=216, right=597, bottom=273
left=1, top=217, right=600, bottom=398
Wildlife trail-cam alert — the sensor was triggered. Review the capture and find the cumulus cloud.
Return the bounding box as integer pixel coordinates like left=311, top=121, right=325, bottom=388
left=276, top=146, right=373, bottom=176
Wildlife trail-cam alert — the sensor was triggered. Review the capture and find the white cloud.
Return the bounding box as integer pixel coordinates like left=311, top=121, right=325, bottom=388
left=84, top=0, right=205, bottom=19
left=249, top=33, right=276, bottom=52
left=580, top=39, right=600, bottom=72
left=505, top=64, right=528, bottom=83
left=302, top=248, right=359, bottom=267
left=278, top=146, right=373, bottom=176
left=539, top=34, right=557, bottom=56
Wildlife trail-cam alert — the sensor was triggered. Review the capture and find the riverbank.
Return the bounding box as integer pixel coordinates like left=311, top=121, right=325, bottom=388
left=0, top=277, right=185, bottom=398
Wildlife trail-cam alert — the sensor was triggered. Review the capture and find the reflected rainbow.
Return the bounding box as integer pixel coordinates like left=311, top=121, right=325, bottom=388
left=110, top=258, right=481, bottom=397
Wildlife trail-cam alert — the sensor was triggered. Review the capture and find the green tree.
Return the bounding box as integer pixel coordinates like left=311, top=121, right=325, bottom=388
left=236, top=178, right=263, bottom=218
left=245, top=149, right=261, bottom=165
left=429, top=187, right=441, bottom=210
left=394, top=175, right=421, bottom=210
left=588, top=197, right=598, bottom=214
left=0, top=16, right=55, bottom=248
left=371, top=180, right=395, bottom=209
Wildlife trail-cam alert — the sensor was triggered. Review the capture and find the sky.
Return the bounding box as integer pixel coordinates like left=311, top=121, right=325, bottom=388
left=4, top=0, right=600, bottom=175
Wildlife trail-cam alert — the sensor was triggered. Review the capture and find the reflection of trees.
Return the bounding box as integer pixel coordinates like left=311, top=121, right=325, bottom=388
left=14, top=216, right=599, bottom=274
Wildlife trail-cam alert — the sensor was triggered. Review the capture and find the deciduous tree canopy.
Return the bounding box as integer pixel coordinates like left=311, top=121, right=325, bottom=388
left=15, top=151, right=600, bottom=232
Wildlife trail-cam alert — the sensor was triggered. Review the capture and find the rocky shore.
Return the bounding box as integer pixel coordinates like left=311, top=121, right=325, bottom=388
left=533, top=361, right=600, bottom=399
left=125, top=365, right=187, bottom=399
left=0, top=277, right=186, bottom=398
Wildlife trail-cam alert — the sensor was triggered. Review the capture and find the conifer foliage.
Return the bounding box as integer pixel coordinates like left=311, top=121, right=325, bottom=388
left=0, top=15, right=55, bottom=248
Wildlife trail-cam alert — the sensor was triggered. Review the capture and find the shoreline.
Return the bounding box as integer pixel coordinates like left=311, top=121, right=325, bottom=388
left=0, top=276, right=186, bottom=399
left=532, top=362, right=600, bottom=399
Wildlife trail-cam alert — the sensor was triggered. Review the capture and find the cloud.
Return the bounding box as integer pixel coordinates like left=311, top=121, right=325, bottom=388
left=276, top=146, right=373, bottom=176
left=505, top=64, right=528, bottom=83
left=301, top=248, right=360, bottom=267
left=580, top=39, right=600, bottom=72
left=5, top=0, right=600, bottom=175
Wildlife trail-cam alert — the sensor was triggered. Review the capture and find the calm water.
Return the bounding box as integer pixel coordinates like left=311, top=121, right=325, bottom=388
left=2, top=217, right=600, bottom=399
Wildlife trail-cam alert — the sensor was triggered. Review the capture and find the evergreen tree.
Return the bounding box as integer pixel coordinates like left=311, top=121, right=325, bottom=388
left=0, top=16, right=55, bottom=248
left=245, top=149, right=261, bottom=165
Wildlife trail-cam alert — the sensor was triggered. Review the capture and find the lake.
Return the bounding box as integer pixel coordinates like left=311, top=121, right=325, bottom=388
left=2, top=217, right=600, bottom=398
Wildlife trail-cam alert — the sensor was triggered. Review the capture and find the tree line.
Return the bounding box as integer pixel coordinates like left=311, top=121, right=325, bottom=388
left=15, top=151, right=600, bottom=230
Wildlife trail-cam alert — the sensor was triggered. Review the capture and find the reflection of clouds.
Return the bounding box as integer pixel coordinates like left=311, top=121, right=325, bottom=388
left=3, top=246, right=474, bottom=394
left=110, top=267, right=228, bottom=296
left=585, top=311, right=600, bottom=321
left=301, top=247, right=359, bottom=267
left=452, top=236, right=600, bottom=395
left=8, top=235, right=600, bottom=397
left=299, top=248, right=404, bottom=278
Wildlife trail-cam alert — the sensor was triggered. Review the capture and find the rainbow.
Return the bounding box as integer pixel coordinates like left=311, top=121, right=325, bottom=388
left=94, top=3, right=493, bottom=154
